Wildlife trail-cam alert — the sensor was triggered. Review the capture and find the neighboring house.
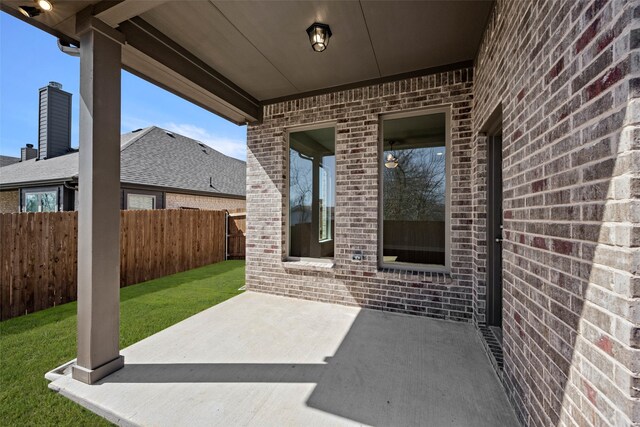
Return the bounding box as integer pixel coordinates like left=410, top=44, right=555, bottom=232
left=5, top=1, right=639, bottom=427
left=0, top=126, right=246, bottom=213
left=0, top=156, right=21, bottom=213
left=0, top=84, right=245, bottom=213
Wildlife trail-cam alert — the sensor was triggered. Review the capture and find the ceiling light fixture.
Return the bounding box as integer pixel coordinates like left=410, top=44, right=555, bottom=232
left=384, top=141, right=399, bottom=169
left=37, top=0, right=53, bottom=11
left=306, top=22, right=332, bottom=52
left=18, top=5, right=40, bottom=17
left=18, top=0, right=52, bottom=18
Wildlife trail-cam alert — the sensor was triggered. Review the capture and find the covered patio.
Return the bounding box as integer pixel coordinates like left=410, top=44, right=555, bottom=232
left=48, top=292, right=517, bottom=426
left=3, top=0, right=638, bottom=425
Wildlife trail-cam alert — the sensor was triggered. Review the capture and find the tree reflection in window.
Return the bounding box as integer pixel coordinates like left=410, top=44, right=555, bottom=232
left=24, top=190, right=58, bottom=212
left=382, top=112, right=447, bottom=267
left=383, top=147, right=446, bottom=222
left=289, top=127, right=335, bottom=259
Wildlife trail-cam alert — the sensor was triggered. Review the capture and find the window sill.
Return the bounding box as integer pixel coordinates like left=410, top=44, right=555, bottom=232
left=283, top=259, right=335, bottom=271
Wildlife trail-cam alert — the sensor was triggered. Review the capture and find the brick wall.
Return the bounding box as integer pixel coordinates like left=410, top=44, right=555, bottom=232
left=165, top=193, right=246, bottom=211
left=0, top=190, right=19, bottom=213
left=246, top=1, right=639, bottom=425
left=247, top=70, right=475, bottom=321
left=473, top=0, right=639, bottom=425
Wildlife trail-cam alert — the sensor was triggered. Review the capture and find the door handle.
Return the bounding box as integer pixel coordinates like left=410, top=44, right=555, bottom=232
left=495, top=238, right=503, bottom=243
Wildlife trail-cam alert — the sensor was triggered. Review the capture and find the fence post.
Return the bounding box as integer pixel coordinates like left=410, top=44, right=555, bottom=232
left=225, top=210, right=229, bottom=261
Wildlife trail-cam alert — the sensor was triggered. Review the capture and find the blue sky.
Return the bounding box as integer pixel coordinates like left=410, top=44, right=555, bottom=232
left=0, top=13, right=247, bottom=160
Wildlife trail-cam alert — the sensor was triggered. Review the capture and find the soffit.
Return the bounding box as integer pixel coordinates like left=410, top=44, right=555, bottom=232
left=141, top=0, right=492, bottom=101
left=361, top=0, right=493, bottom=76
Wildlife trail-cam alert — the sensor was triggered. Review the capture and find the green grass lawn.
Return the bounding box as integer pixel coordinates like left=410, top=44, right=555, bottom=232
left=0, top=260, right=245, bottom=426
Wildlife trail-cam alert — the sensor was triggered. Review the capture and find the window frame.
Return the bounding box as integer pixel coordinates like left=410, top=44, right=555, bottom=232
left=284, top=121, right=337, bottom=264
left=21, top=186, right=60, bottom=212
left=126, top=193, right=156, bottom=210
left=378, top=106, right=452, bottom=273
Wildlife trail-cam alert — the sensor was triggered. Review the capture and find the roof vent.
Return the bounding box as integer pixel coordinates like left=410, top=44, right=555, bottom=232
left=164, top=131, right=175, bottom=138
left=132, top=128, right=143, bottom=133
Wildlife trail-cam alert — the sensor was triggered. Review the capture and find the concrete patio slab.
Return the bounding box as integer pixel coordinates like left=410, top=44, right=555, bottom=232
left=48, top=292, right=518, bottom=426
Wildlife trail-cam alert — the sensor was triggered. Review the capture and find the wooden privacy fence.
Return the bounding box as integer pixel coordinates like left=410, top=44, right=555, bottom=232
left=0, top=212, right=77, bottom=321
left=227, top=212, right=246, bottom=260
left=0, top=209, right=234, bottom=321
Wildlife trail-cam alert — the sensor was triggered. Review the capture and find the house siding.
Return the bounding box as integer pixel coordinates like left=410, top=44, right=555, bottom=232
left=165, top=193, right=246, bottom=211
left=473, top=0, right=639, bottom=426
left=247, top=69, right=475, bottom=320
left=38, top=85, right=72, bottom=160
left=0, top=190, right=19, bottom=213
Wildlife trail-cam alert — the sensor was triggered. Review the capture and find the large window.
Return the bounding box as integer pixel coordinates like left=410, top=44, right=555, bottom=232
left=288, top=126, right=335, bottom=259
left=24, top=189, right=58, bottom=212
left=381, top=110, right=449, bottom=270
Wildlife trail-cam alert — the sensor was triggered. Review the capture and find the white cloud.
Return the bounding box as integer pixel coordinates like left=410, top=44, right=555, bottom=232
left=121, top=116, right=154, bottom=132
left=163, top=122, right=247, bottom=161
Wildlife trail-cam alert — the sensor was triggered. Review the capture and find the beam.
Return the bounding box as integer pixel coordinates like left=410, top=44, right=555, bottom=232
left=71, top=16, right=125, bottom=385
left=93, top=0, right=169, bottom=27
left=118, top=17, right=261, bottom=123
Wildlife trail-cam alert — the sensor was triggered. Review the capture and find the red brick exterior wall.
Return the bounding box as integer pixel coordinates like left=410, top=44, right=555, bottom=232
left=246, top=0, right=640, bottom=425
left=474, top=0, right=639, bottom=425
left=247, top=70, right=475, bottom=320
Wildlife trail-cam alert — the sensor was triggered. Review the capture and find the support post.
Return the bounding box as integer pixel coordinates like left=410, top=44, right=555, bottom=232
left=71, top=17, right=125, bottom=385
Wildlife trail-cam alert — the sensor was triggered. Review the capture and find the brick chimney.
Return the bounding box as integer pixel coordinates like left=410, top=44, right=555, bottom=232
left=20, top=144, right=37, bottom=161
left=38, top=82, right=72, bottom=160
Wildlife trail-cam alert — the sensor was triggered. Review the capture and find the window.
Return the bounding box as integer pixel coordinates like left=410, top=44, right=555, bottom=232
left=24, top=190, right=58, bottom=212
left=381, top=110, right=449, bottom=270
left=127, top=194, right=156, bottom=210
left=288, top=126, right=335, bottom=259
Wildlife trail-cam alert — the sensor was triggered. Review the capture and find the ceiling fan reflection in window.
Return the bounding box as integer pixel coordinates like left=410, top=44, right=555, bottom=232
left=384, top=140, right=399, bottom=169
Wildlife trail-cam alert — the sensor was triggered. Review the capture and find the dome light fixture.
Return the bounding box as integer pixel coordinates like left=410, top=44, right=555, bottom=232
left=306, top=22, right=332, bottom=52
left=384, top=141, right=399, bottom=169
left=37, top=0, right=53, bottom=12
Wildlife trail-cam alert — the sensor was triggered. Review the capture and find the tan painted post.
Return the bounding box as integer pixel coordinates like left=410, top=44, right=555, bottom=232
left=71, top=17, right=125, bottom=385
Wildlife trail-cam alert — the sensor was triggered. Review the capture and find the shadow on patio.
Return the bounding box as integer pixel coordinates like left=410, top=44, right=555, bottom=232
left=49, top=292, right=518, bottom=426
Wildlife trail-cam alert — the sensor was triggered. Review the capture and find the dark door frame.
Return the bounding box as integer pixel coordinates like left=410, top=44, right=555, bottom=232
left=485, top=110, right=503, bottom=328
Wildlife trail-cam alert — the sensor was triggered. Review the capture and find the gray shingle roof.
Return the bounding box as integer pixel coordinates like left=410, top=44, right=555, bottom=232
left=0, top=155, right=20, bottom=167
left=0, top=151, right=78, bottom=184
left=0, top=126, right=246, bottom=197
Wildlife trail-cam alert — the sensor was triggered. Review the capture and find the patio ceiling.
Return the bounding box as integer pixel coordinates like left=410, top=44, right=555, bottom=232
left=2, top=0, right=492, bottom=123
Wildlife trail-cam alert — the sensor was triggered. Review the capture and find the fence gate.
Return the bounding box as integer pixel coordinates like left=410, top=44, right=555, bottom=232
left=226, top=211, right=246, bottom=260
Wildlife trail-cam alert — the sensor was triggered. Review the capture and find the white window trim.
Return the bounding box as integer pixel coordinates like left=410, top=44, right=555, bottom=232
left=378, top=105, right=452, bottom=274
left=284, top=120, right=337, bottom=262
left=23, top=188, right=59, bottom=212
